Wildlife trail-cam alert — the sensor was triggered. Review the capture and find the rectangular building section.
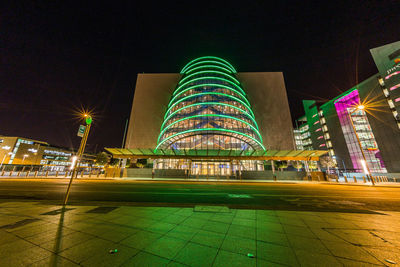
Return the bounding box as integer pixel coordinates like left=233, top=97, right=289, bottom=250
left=126, top=72, right=295, bottom=151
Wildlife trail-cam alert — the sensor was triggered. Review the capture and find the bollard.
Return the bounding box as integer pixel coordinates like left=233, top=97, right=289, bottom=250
left=34, top=171, right=38, bottom=177
left=65, top=171, right=68, bottom=177
left=81, top=171, right=84, bottom=178
left=97, top=170, right=101, bottom=178
left=17, top=171, right=21, bottom=177
left=353, top=176, right=357, bottom=183
left=344, top=176, right=348, bottom=183
left=55, top=171, right=59, bottom=178
left=26, top=171, right=30, bottom=177
left=362, top=176, right=366, bottom=183
left=45, top=171, right=49, bottom=177
left=88, top=171, right=92, bottom=178
left=1, top=170, right=4, bottom=176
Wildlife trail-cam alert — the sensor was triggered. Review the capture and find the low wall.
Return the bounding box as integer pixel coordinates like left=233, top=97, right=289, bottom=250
left=126, top=168, right=152, bottom=178
left=155, top=169, right=186, bottom=178
left=240, top=170, right=307, bottom=180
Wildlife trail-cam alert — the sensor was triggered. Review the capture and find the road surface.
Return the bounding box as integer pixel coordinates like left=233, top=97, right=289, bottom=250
left=0, top=178, right=399, bottom=213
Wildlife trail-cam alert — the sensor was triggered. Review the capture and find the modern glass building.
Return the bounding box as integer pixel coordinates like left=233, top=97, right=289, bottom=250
left=154, top=56, right=265, bottom=175
left=294, top=40, right=400, bottom=173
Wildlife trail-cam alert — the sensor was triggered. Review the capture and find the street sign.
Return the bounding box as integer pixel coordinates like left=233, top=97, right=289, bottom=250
left=77, top=125, right=86, bottom=137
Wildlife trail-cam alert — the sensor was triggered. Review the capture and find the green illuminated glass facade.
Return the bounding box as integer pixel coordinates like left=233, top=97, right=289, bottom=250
left=156, top=56, right=264, bottom=151
left=155, top=56, right=265, bottom=174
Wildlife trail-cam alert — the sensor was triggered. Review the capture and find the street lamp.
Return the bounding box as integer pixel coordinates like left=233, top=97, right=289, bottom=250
left=348, top=105, right=374, bottom=185
left=64, top=113, right=92, bottom=205
left=22, top=154, right=29, bottom=164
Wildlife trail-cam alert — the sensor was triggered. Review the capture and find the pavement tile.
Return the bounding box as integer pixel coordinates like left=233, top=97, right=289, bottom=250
left=256, top=228, right=290, bottom=247
left=322, top=239, right=383, bottom=265
left=256, top=210, right=277, bottom=217
left=278, top=216, right=307, bottom=227
left=191, top=212, right=214, bottom=220
left=362, top=246, right=400, bottom=266
left=283, top=224, right=316, bottom=238
left=326, top=229, right=389, bottom=246
left=210, top=213, right=234, bottom=224
left=30, top=255, right=80, bottom=267
left=256, top=258, right=286, bottom=267
left=294, top=249, right=342, bottom=267
left=309, top=228, right=344, bottom=242
left=174, top=208, right=194, bottom=217
left=120, top=230, right=162, bottom=250
left=81, top=244, right=139, bottom=267
left=337, top=257, right=384, bottom=266
left=121, top=251, right=170, bottom=267
left=59, top=237, right=118, bottom=263
left=228, top=224, right=256, bottom=239
left=162, top=214, right=188, bottom=225
left=98, top=227, right=139, bottom=243
left=256, top=220, right=284, bottom=233
left=212, top=250, right=256, bottom=267
left=0, top=244, right=53, bottom=266
left=166, top=224, right=198, bottom=241
left=256, top=240, right=299, bottom=266
left=0, top=215, right=32, bottom=227
left=174, top=242, right=218, bottom=267
left=25, top=226, right=76, bottom=245
left=145, top=221, right=177, bottom=234
left=0, top=229, right=20, bottom=245
left=231, top=217, right=255, bottom=227
left=256, top=214, right=281, bottom=224
left=167, top=261, right=190, bottom=266
left=0, top=238, right=36, bottom=257
left=40, top=230, right=95, bottom=252
left=287, top=235, right=331, bottom=255
left=221, top=235, right=256, bottom=256
left=191, top=229, right=226, bottom=248
left=372, top=230, right=400, bottom=246
left=10, top=221, right=59, bottom=238
left=181, top=217, right=208, bottom=229
left=235, top=209, right=256, bottom=220
left=143, top=235, right=187, bottom=259
left=202, top=220, right=230, bottom=234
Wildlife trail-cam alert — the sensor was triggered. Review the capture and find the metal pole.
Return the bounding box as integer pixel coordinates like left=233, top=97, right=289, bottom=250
left=348, top=111, right=374, bottom=185
left=64, top=122, right=91, bottom=205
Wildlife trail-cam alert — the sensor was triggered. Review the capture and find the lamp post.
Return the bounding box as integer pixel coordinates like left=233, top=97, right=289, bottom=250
left=22, top=154, right=29, bottom=164
left=348, top=105, right=374, bottom=185
left=63, top=114, right=92, bottom=205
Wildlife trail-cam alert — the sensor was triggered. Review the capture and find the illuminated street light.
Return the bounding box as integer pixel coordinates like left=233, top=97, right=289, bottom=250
left=70, top=156, right=78, bottom=170
left=22, top=154, right=29, bottom=164
left=349, top=105, right=374, bottom=185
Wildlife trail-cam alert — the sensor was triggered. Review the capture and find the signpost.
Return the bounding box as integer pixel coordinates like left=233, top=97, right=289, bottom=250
left=77, top=125, right=86, bottom=137
left=64, top=114, right=92, bottom=205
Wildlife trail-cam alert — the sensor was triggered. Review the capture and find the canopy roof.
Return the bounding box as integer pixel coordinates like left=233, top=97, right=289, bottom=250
left=104, top=148, right=328, bottom=161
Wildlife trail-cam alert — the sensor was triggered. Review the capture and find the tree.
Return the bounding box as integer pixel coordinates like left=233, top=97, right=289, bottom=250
left=274, top=161, right=288, bottom=171
left=292, top=161, right=303, bottom=171
left=95, top=152, right=109, bottom=166
left=320, top=156, right=336, bottom=172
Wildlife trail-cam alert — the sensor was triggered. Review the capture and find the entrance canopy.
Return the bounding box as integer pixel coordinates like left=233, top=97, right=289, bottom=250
left=105, top=148, right=328, bottom=161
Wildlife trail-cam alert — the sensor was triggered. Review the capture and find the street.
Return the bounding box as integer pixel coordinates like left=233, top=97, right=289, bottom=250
left=0, top=178, right=399, bottom=212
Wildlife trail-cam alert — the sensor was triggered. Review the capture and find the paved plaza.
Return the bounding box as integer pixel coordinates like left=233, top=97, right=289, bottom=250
left=0, top=201, right=399, bottom=266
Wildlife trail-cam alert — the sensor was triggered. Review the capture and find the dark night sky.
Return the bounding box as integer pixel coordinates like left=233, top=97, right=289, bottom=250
left=1, top=1, right=400, bottom=152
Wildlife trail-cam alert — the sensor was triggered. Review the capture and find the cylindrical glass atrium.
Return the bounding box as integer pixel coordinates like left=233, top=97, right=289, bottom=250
left=155, top=56, right=265, bottom=176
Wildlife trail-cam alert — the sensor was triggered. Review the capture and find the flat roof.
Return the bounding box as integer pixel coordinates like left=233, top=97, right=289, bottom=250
left=105, top=148, right=328, bottom=161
